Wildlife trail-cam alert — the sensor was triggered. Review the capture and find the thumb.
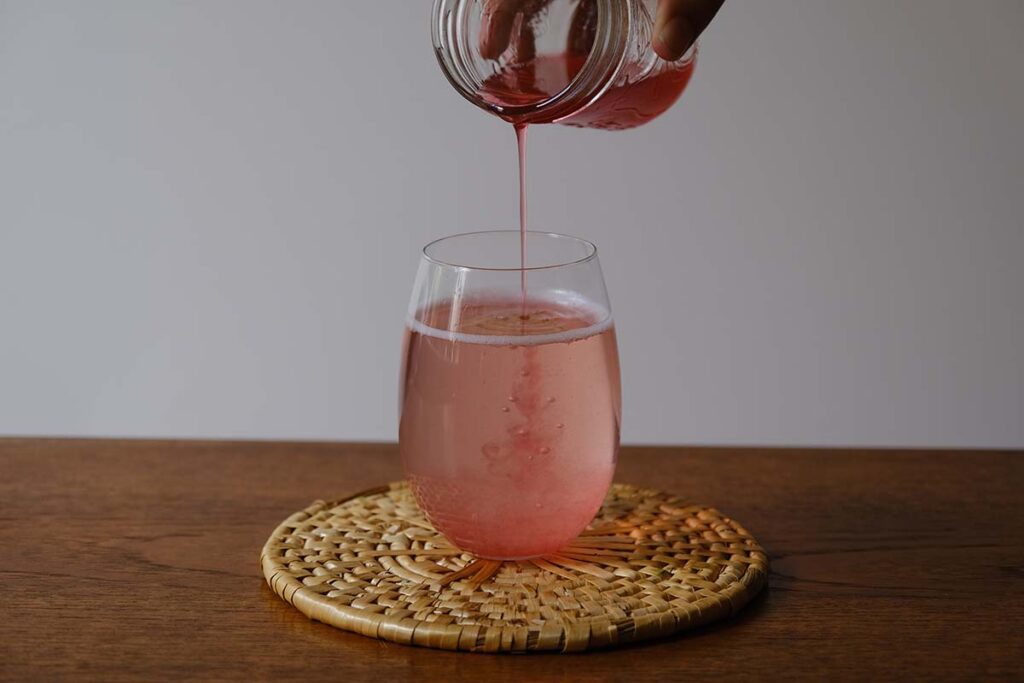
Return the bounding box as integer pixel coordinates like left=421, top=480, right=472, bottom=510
left=653, top=0, right=724, bottom=61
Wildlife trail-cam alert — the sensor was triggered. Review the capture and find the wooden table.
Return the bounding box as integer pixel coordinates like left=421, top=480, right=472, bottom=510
left=1, top=439, right=1021, bottom=681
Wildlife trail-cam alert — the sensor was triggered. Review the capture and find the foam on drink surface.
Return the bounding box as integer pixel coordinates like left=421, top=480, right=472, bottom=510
left=407, top=294, right=612, bottom=346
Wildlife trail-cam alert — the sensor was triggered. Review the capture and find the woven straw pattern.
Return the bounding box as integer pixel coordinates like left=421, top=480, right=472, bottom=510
left=261, top=482, right=767, bottom=653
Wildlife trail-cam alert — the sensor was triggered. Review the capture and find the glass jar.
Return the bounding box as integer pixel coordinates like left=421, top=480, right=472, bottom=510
left=432, top=0, right=697, bottom=130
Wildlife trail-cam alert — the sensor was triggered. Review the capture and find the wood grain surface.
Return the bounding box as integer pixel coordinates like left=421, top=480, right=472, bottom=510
left=1, top=439, right=1021, bottom=681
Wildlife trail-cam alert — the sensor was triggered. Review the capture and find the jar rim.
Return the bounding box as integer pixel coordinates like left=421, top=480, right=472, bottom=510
left=431, top=0, right=631, bottom=124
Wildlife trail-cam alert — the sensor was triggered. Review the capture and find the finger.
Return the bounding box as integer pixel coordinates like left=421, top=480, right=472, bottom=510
left=515, top=18, right=537, bottom=62
left=481, top=0, right=555, bottom=60
left=480, top=0, right=529, bottom=60
left=567, top=0, right=598, bottom=56
left=653, top=0, right=724, bottom=61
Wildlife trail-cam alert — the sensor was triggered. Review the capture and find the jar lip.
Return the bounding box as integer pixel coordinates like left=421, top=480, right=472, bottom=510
left=432, top=0, right=631, bottom=124
left=422, top=230, right=598, bottom=272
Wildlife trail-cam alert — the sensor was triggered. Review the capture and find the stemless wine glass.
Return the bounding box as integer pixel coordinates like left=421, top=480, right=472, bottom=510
left=399, top=230, right=621, bottom=560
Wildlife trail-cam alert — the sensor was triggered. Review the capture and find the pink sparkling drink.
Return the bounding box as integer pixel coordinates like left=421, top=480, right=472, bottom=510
left=399, top=232, right=621, bottom=559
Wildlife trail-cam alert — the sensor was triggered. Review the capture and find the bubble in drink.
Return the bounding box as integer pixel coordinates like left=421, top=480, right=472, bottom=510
left=400, top=295, right=621, bottom=559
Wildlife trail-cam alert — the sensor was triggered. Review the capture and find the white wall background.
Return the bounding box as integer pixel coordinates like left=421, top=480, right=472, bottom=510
left=1, top=1, right=1021, bottom=448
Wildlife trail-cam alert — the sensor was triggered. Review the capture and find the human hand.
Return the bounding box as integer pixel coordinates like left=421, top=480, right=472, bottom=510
left=479, top=0, right=724, bottom=62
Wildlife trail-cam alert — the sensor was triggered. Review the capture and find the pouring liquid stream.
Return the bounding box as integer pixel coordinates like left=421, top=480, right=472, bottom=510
left=515, top=123, right=528, bottom=327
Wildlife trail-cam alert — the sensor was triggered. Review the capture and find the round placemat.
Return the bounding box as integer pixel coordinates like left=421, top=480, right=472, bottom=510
left=261, top=482, right=768, bottom=653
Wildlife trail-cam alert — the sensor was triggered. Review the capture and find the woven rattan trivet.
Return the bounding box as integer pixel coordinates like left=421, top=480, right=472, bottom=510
left=261, top=481, right=767, bottom=653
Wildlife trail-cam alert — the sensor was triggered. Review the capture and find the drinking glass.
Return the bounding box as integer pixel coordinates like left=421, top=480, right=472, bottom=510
left=399, top=230, right=621, bottom=559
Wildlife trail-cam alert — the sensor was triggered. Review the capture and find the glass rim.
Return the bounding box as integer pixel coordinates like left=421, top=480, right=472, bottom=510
left=422, top=230, right=598, bottom=272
